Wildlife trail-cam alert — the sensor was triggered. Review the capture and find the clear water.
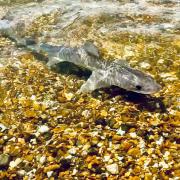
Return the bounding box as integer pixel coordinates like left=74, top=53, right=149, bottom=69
left=0, top=1, right=179, bottom=179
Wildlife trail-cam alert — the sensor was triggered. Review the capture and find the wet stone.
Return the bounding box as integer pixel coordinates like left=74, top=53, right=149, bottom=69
left=95, top=118, right=107, bottom=126
left=106, top=163, right=119, bottom=175
left=0, top=154, right=10, bottom=168
left=59, top=159, right=71, bottom=172
left=90, top=163, right=104, bottom=174
left=88, top=147, right=99, bottom=156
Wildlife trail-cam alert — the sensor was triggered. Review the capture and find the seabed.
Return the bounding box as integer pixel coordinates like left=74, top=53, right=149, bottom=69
left=0, top=0, right=179, bottom=179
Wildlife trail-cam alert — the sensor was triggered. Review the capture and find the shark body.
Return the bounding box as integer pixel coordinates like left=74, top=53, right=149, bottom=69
left=39, top=42, right=161, bottom=94
left=0, top=19, right=161, bottom=94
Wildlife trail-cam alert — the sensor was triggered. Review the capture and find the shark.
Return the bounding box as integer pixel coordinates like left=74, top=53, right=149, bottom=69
left=35, top=41, right=161, bottom=94
left=0, top=19, right=161, bottom=94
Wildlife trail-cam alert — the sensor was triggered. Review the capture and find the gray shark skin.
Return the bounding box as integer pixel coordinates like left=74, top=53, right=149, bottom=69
left=39, top=42, right=161, bottom=94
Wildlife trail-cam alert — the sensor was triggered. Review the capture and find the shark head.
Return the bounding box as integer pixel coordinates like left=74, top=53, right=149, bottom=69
left=114, top=66, right=161, bottom=94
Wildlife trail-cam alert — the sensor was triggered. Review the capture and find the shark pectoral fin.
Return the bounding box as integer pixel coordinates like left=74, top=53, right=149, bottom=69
left=46, top=57, right=63, bottom=69
left=83, top=41, right=100, bottom=58
left=78, top=70, right=109, bottom=93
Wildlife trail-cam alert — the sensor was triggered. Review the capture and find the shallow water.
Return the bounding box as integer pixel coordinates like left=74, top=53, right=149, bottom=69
left=0, top=0, right=179, bottom=179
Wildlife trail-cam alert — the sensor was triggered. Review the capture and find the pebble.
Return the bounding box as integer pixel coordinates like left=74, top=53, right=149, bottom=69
left=0, top=63, right=4, bottom=68
left=0, top=123, right=8, bottom=132
left=129, top=132, right=137, bottom=138
left=123, top=46, right=135, bottom=57
left=156, top=136, right=164, bottom=145
left=82, top=110, right=90, bottom=118
left=117, top=156, right=124, bottom=161
left=64, top=92, right=74, bottom=101
left=116, top=128, right=126, bottom=136
left=159, top=161, right=169, bottom=169
left=72, top=168, right=78, bottom=175
left=106, top=163, right=119, bottom=174
left=100, top=110, right=108, bottom=117
left=17, top=169, right=26, bottom=176
left=0, top=154, right=10, bottom=168
left=139, top=62, right=151, bottom=69
left=9, top=158, right=22, bottom=168
left=47, top=171, right=53, bottom=178
left=39, top=156, right=46, bottom=164
left=68, top=147, right=77, bottom=155
left=157, top=59, right=164, bottom=64
left=44, top=164, right=60, bottom=173
left=103, top=155, right=111, bottom=162
left=37, top=125, right=49, bottom=134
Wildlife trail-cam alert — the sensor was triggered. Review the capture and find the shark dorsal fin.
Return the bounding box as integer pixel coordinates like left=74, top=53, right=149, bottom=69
left=83, top=41, right=100, bottom=58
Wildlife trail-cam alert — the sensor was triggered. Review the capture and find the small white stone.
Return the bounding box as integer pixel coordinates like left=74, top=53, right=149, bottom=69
left=68, top=147, right=77, bottom=155
left=144, top=158, right=151, bottom=169
left=66, top=155, right=72, bottom=159
left=159, top=161, right=169, bottom=169
left=39, top=156, right=46, bottom=164
left=82, top=144, right=91, bottom=151
left=9, top=158, right=22, bottom=168
left=64, top=92, right=74, bottom=101
left=153, top=163, right=159, bottom=168
left=157, top=59, right=164, bottom=64
left=3, top=136, right=8, bottom=140
left=30, top=95, right=36, bottom=100
left=116, top=128, right=126, bottom=136
left=72, top=169, right=78, bottom=175
left=9, top=137, right=16, bottom=142
left=140, top=62, right=151, bottom=69
left=12, top=61, right=22, bottom=68
left=123, top=46, right=135, bottom=57
left=171, top=177, right=180, bottom=180
left=129, top=132, right=137, bottom=138
left=155, top=102, right=160, bottom=108
left=47, top=171, right=53, bottom=178
left=162, top=132, right=169, bottom=137
left=163, top=151, right=170, bottom=160
left=26, top=169, right=36, bottom=178
left=97, top=142, right=104, bottom=147
left=81, top=150, right=88, bottom=156
left=156, top=136, right=164, bottom=145
left=164, top=151, right=170, bottom=157
left=17, top=170, right=26, bottom=176
left=117, top=156, right=124, bottom=161
left=100, top=27, right=108, bottom=33
left=109, top=107, right=115, bottom=112
left=30, top=138, right=37, bottom=144
left=0, top=123, right=7, bottom=132
left=91, top=131, right=99, bottom=136
left=104, top=155, right=111, bottom=162
left=106, top=163, right=119, bottom=174
left=160, top=73, right=178, bottom=81
left=81, top=110, right=90, bottom=118
left=38, top=125, right=49, bottom=134
left=139, top=138, right=145, bottom=150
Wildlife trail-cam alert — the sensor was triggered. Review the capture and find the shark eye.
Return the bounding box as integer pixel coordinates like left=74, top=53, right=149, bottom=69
left=136, top=85, right=142, bottom=90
